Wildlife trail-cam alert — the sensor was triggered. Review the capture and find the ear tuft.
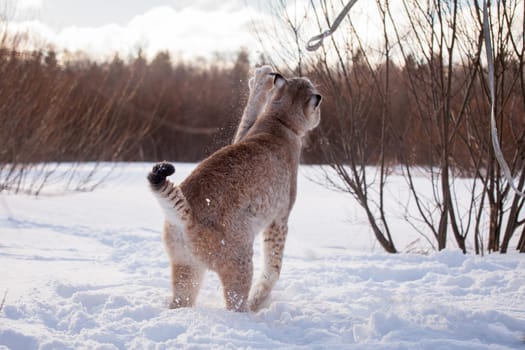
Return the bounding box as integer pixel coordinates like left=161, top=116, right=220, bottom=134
left=270, top=72, right=286, bottom=89
left=309, top=94, right=322, bottom=108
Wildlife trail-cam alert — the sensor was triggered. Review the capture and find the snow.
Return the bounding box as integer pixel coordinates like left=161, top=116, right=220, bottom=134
left=1, top=163, right=524, bottom=349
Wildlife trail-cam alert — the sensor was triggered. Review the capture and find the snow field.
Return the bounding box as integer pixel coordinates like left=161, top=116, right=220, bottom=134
left=1, top=163, right=524, bottom=349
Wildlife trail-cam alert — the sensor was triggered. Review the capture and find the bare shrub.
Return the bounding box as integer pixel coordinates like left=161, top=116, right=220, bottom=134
left=261, top=0, right=525, bottom=254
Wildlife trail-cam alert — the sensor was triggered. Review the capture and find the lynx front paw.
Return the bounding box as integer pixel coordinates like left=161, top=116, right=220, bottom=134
left=249, top=65, right=274, bottom=95
left=248, top=291, right=265, bottom=312
left=248, top=284, right=271, bottom=312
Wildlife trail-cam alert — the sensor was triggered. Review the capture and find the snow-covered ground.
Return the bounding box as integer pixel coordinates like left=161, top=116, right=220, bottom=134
left=1, top=163, right=524, bottom=349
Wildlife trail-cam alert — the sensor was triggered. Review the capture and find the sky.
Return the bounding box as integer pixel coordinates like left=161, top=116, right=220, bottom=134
left=8, top=0, right=270, bottom=61
left=6, top=0, right=395, bottom=64
left=7, top=1, right=509, bottom=66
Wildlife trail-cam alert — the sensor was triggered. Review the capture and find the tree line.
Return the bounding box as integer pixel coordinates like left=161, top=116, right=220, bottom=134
left=2, top=45, right=522, bottom=168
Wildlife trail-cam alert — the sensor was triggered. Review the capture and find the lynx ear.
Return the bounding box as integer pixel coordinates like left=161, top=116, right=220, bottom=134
left=270, top=72, right=286, bottom=89
left=309, top=94, right=322, bottom=109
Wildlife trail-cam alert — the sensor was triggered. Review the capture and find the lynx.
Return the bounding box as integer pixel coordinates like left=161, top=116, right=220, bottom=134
left=148, top=66, right=322, bottom=312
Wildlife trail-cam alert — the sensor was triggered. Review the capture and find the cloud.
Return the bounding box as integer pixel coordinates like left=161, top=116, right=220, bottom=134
left=8, top=4, right=266, bottom=61
left=16, top=0, right=43, bottom=10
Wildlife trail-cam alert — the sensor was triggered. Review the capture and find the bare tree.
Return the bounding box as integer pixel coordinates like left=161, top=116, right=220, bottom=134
left=262, top=0, right=525, bottom=254
left=0, top=45, right=154, bottom=194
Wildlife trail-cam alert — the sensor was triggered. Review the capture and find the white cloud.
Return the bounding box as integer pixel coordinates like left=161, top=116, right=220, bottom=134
left=7, top=4, right=266, bottom=61
left=16, top=0, right=43, bottom=10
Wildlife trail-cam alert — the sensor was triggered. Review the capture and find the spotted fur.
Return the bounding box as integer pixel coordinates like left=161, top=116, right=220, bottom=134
left=148, top=66, right=322, bottom=312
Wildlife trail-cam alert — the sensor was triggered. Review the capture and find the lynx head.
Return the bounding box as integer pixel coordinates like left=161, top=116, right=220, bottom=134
left=267, top=72, right=322, bottom=137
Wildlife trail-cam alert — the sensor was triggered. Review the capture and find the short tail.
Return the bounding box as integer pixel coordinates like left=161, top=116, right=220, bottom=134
left=148, top=162, right=192, bottom=226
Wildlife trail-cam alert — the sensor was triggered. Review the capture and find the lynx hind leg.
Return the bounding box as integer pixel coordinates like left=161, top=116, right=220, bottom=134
left=233, top=65, right=275, bottom=143
left=170, top=263, right=205, bottom=308
left=249, top=221, right=288, bottom=312
left=163, top=223, right=204, bottom=308
left=217, top=250, right=254, bottom=312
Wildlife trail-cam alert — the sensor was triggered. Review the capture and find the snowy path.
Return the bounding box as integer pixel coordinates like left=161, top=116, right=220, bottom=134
left=1, top=164, right=524, bottom=349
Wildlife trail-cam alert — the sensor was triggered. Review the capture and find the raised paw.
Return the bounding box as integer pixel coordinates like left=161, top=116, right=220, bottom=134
left=148, top=161, right=175, bottom=186
left=249, top=65, right=274, bottom=95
